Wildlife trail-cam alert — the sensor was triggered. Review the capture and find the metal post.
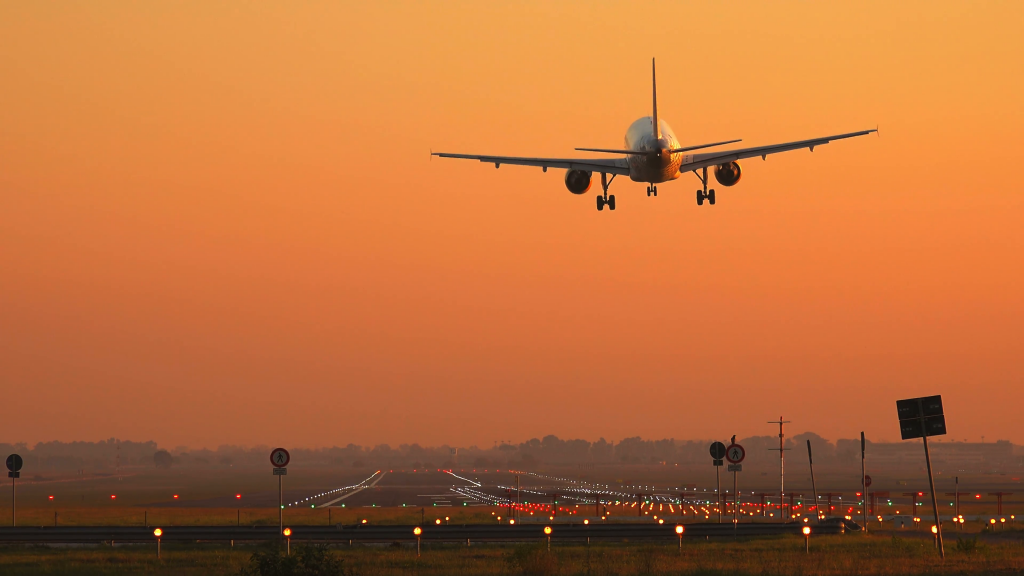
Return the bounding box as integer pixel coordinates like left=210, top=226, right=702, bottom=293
left=516, top=475, right=521, bottom=522
left=807, top=440, right=819, bottom=524
left=278, top=475, right=283, bottom=536
left=157, top=537, right=161, bottom=559
left=919, top=401, right=944, bottom=559
left=715, top=466, right=722, bottom=523
left=733, top=469, right=738, bottom=528
left=955, top=477, right=959, bottom=521
left=861, top=432, right=868, bottom=533
left=11, top=474, right=15, bottom=527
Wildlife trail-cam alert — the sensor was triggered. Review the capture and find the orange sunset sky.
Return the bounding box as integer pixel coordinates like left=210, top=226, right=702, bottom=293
left=1, top=2, right=1022, bottom=449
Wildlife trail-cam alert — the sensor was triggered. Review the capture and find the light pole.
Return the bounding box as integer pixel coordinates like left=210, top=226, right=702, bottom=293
left=802, top=526, right=811, bottom=553
left=544, top=526, right=552, bottom=552
left=675, top=525, right=684, bottom=552
left=153, top=528, right=162, bottom=559
left=413, top=527, right=422, bottom=556
left=283, top=527, right=291, bottom=556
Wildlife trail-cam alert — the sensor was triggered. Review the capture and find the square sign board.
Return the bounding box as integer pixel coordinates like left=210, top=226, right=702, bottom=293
left=896, top=395, right=947, bottom=440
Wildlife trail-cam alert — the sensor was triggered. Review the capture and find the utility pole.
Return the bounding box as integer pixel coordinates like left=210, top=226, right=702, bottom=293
left=806, top=436, right=823, bottom=522
left=768, top=417, right=791, bottom=521
left=861, top=432, right=868, bottom=532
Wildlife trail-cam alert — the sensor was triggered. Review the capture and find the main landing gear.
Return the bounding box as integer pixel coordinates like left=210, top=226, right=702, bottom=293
left=646, top=185, right=658, bottom=197
left=693, top=166, right=716, bottom=206
left=596, top=173, right=617, bottom=211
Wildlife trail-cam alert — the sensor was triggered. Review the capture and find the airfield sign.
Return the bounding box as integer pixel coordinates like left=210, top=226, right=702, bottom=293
left=6, top=454, right=22, bottom=472
left=270, top=448, right=290, bottom=468
left=865, top=475, right=872, bottom=488
left=725, top=444, right=745, bottom=464
left=7, top=453, right=22, bottom=525
left=710, top=442, right=726, bottom=466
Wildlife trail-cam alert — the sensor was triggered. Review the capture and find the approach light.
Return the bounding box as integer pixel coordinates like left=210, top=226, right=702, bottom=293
left=802, top=526, right=811, bottom=536
left=283, top=527, right=292, bottom=537
left=153, top=528, right=162, bottom=537
left=543, top=526, right=552, bottom=535
left=435, top=519, right=441, bottom=525
left=675, top=525, right=685, bottom=535
left=931, top=525, right=938, bottom=534
left=413, top=527, right=422, bottom=536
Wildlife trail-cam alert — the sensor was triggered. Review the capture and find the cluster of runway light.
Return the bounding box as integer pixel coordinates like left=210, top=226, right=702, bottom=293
left=285, top=471, right=381, bottom=508
left=444, top=470, right=482, bottom=487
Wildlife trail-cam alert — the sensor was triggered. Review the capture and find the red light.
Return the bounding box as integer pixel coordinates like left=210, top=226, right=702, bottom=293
left=173, top=495, right=179, bottom=499
left=976, top=495, right=982, bottom=499
left=236, top=494, right=242, bottom=499
left=48, top=495, right=54, bottom=500
left=110, top=495, right=116, bottom=499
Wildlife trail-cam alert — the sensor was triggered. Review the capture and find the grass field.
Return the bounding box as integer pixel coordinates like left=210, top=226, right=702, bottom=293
left=1, top=533, right=1023, bottom=575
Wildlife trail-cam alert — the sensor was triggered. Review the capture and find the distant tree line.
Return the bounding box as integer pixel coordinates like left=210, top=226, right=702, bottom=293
left=1, top=432, right=967, bottom=473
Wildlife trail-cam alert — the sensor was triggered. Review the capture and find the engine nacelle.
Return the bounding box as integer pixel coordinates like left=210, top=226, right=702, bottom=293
left=564, top=169, right=593, bottom=194
left=713, top=162, right=742, bottom=187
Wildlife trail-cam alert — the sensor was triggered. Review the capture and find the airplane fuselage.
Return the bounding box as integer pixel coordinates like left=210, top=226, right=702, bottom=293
left=624, top=117, right=683, bottom=184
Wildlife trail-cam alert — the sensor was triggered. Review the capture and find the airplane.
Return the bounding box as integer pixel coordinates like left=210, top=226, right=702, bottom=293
left=433, top=59, right=875, bottom=211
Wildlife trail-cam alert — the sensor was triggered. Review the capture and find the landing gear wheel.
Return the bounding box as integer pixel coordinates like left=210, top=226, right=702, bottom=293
left=696, top=190, right=704, bottom=206
left=646, top=187, right=651, bottom=197
left=607, top=195, right=616, bottom=211
left=596, top=196, right=605, bottom=211
left=652, top=186, right=658, bottom=197
left=708, top=189, right=716, bottom=205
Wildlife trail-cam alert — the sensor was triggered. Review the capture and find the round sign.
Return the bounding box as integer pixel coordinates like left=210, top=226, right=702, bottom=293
left=709, top=442, right=726, bottom=460
left=270, top=448, right=290, bottom=467
left=6, top=454, right=23, bottom=472
left=864, top=475, right=872, bottom=488
left=725, top=444, right=746, bottom=464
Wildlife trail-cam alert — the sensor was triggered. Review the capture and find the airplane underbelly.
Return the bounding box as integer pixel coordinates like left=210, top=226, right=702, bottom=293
left=629, top=156, right=682, bottom=183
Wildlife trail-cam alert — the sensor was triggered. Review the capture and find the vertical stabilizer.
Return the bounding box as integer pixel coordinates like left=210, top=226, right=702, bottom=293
left=651, top=58, right=660, bottom=139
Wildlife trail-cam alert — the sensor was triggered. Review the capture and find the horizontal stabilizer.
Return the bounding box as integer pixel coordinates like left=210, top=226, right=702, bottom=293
left=575, top=147, right=658, bottom=155
left=575, top=139, right=742, bottom=156
left=669, top=139, right=742, bottom=153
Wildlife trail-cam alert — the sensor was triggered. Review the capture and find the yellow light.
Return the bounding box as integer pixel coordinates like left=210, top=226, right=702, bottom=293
left=931, top=525, right=937, bottom=534
left=583, top=519, right=589, bottom=525
left=990, top=519, right=996, bottom=525
left=1000, top=518, right=1006, bottom=523
left=675, top=525, right=684, bottom=535
left=435, top=519, right=441, bottom=525
left=658, top=519, right=664, bottom=524
left=283, top=528, right=292, bottom=537
left=543, top=526, right=552, bottom=535
left=509, top=519, right=515, bottom=525
left=361, top=519, right=368, bottom=524
left=153, top=528, right=162, bottom=537
left=413, top=527, right=422, bottom=536
left=802, top=526, right=811, bottom=536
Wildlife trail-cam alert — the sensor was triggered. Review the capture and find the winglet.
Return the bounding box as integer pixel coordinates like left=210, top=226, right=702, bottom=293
left=651, top=58, right=660, bottom=139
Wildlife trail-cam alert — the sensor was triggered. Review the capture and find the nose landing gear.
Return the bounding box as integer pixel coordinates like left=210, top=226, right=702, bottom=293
left=692, top=166, right=716, bottom=206
left=646, top=185, right=658, bottom=197
left=596, top=173, right=617, bottom=211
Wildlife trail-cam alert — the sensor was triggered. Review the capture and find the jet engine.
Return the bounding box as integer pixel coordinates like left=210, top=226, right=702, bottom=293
left=713, top=162, right=742, bottom=187
left=564, top=169, right=592, bottom=194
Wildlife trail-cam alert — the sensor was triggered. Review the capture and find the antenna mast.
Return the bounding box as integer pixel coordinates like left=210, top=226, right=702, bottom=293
left=768, top=416, right=791, bottom=520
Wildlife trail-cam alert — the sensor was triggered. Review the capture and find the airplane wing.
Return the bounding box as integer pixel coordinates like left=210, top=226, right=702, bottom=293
left=681, top=129, right=876, bottom=172
left=432, top=152, right=631, bottom=175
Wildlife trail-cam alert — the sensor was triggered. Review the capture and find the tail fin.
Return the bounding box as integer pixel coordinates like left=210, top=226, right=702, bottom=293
left=651, top=58, right=660, bottom=139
